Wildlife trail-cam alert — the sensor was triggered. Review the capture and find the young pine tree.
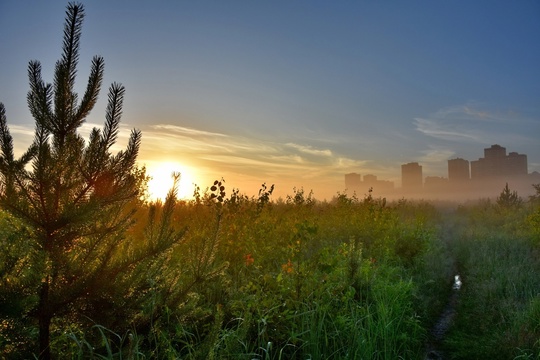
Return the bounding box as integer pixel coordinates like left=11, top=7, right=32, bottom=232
left=497, top=183, right=522, bottom=209
left=0, top=3, right=180, bottom=359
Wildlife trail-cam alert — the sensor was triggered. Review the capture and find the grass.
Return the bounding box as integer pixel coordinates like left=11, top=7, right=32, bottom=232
left=2, top=185, right=539, bottom=359
left=443, top=201, right=540, bottom=360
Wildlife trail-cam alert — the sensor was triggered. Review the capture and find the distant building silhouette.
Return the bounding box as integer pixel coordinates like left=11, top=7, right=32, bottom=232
left=471, top=144, right=527, bottom=179
left=344, top=144, right=535, bottom=201
left=363, top=174, right=377, bottom=184
left=345, top=173, right=362, bottom=189
left=344, top=173, right=394, bottom=195
left=448, top=158, right=470, bottom=182
left=363, top=174, right=394, bottom=192
left=401, top=162, right=422, bottom=189
left=507, top=152, right=528, bottom=176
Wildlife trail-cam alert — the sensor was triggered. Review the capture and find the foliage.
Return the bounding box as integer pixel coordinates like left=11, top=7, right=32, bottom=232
left=0, top=4, right=185, bottom=358
left=445, top=191, right=540, bottom=359
left=133, top=190, right=435, bottom=359
left=0, top=177, right=443, bottom=359
left=497, top=183, right=523, bottom=209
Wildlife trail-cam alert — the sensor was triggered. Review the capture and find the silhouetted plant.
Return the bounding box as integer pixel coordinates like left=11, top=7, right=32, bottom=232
left=286, top=186, right=314, bottom=206
left=210, top=178, right=226, bottom=203
left=334, top=191, right=359, bottom=206
left=226, top=187, right=248, bottom=210
left=497, top=183, right=522, bottom=209
left=256, top=182, right=274, bottom=212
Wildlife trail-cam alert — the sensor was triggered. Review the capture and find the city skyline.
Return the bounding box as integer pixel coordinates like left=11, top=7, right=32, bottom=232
left=1, top=2, right=539, bottom=200
left=346, top=144, right=539, bottom=200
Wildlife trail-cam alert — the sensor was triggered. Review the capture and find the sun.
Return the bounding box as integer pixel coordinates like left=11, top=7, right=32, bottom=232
left=146, top=162, right=195, bottom=201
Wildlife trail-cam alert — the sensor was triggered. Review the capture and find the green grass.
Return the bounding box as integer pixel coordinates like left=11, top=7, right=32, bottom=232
left=444, top=201, right=540, bottom=360
left=2, top=186, right=539, bottom=359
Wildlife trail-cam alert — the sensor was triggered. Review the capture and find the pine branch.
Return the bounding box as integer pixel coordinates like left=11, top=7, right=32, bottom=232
left=164, top=172, right=180, bottom=203
left=27, top=61, right=53, bottom=132
left=121, top=129, right=142, bottom=170
left=74, top=129, right=103, bottom=205
left=62, top=3, right=84, bottom=79
left=102, top=83, right=124, bottom=151
left=81, top=127, right=103, bottom=177
left=0, top=107, right=11, bottom=196
left=75, top=56, right=104, bottom=122
left=110, top=129, right=142, bottom=183
left=53, top=2, right=85, bottom=139
left=28, top=122, right=54, bottom=227
left=0, top=105, right=32, bottom=206
left=31, top=121, right=52, bottom=181
left=0, top=103, right=14, bottom=167
left=52, top=60, right=73, bottom=139
left=18, top=145, right=38, bottom=169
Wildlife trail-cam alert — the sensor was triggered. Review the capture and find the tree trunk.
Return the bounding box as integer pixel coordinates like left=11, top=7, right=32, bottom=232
left=38, top=280, right=52, bottom=360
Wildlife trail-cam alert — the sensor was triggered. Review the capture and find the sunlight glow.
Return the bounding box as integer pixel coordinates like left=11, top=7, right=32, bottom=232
left=146, top=162, right=195, bottom=201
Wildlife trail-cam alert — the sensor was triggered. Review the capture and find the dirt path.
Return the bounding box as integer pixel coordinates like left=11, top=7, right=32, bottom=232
left=425, top=275, right=462, bottom=360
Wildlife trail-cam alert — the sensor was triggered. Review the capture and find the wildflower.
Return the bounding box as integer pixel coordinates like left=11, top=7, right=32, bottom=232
left=281, top=259, right=294, bottom=273
left=245, top=253, right=254, bottom=266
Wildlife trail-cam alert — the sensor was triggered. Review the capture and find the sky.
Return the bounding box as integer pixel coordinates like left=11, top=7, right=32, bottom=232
left=1, top=1, right=539, bottom=200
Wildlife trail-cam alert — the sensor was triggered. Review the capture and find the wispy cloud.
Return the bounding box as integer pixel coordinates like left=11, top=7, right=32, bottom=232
left=414, top=117, right=481, bottom=142
left=285, top=143, right=333, bottom=157
left=151, top=124, right=229, bottom=138
left=431, top=103, right=514, bottom=123
left=414, top=102, right=536, bottom=144
left=8, top=124, right=35, bottom=137
left=413, top=103, right=540, bottom=174
left=417, top=146, right=456, bottom=163
left=135, top=122, right=378, bottom=197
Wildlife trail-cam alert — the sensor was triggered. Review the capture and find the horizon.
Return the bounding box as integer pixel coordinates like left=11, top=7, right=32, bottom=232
left=1, top=1, right=539, bottom=201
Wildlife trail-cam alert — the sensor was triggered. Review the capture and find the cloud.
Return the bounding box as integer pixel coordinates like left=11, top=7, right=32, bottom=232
left=413, top=102, right=537, bottom=144
left=151, top=124, right=229, bottom=138
left=6, top=119, right=387, bottom=199
left=7, top=124, right=35, bottom=137
left=431, top=103, right=511, bottom=123
left=418, top=146, right=455, bottom=163
left=135, top=122, right=380, bottom=192
left=141, top=125, right=280, bottom=156
left=414, top=117, right=481, bottom=142
left=285, top=143, right=333, bottom=157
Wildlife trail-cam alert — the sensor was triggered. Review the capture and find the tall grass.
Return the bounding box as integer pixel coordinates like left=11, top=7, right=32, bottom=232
left=1, top=188, right=448, bottom=359
left=445, top=199, right=540, bottom=359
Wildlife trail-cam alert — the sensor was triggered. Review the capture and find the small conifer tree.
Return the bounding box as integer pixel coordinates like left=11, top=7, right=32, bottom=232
left=496, top=183, right=522, bottom=209
left=0, top=3, right=167, bottom=358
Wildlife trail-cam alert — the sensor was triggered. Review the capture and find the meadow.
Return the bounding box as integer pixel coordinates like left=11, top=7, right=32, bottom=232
left=1, top=181, right=538, bottom=359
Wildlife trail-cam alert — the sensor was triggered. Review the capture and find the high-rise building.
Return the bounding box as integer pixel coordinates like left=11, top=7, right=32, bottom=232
left=484, top=144, right=506, bottom=158
left=345, top=173, right=361, bottom=189
left=448, top=158, right=470, bottom=182
left=363, top=174, right=377, bottom=184
left=471, top=144, right=528, bottom=179
left=401, top=162, right=422, bottom=189
left=363, top=174, right=394, bottom=192
left=507, top=152, right=527, bottom=176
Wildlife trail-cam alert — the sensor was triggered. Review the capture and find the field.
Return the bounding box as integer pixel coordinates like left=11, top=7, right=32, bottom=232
left=1, top=182, right=539, bottom=359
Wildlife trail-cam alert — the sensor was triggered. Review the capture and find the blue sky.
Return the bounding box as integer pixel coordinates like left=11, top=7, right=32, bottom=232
left=1, top=1, right=539, bottom=200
